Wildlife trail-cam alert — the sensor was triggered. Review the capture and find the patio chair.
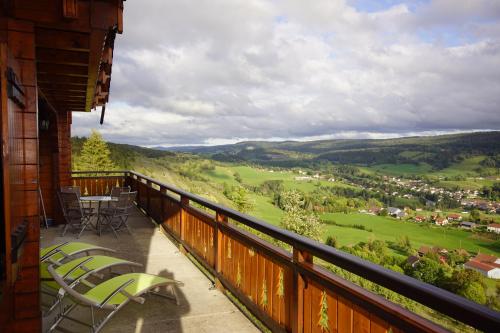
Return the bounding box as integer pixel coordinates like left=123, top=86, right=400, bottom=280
left=47, top=266, right=182, bottom=333
left=99, top=191, right=137, bottom=237
left=42, top=255, right=142, bottom=314
left=110, top=186, right=131, bottom=198
left=61, top=185, right=94, bottom=215
left=40, top=242, right=115, bottom=281
left=107, top=185, right=131, bottom=208
left=58, top=191, right=95, bottom=238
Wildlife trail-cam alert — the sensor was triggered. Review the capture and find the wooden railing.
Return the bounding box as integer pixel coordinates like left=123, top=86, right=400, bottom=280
left=71, top=171, right=500, bottom=332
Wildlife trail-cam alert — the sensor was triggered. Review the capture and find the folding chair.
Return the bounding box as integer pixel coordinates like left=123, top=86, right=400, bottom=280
left=99, top=191, right=137, bottom=237
left=58, top=191, right=95, bottom=238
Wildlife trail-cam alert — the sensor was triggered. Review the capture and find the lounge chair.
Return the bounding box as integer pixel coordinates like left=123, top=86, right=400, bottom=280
left=42, top=255, right=142, bottom=314
left=47, top=266, right=183, bottom=333
left=41, top=242, right=115, bottom=281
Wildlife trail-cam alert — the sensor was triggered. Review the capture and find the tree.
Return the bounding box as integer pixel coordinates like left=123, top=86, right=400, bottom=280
left=75, top=130, right=115, bottom=172
left=279, top=190, right=322, bottom=241
left=223, top=183, right=254, bottom=213
left=459, top=282, right=487, bottom=305
left=406, top=258, right=446, bottom=285
left=281, top=208, right=322, bottom=241
left=234, top=172, right=242, bottom=183
left=325, top=236, right=337, bottom=248
left=470, top=209, right=481, bottom=223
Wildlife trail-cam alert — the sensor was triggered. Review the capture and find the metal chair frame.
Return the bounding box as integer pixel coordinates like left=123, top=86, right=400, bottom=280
left=58, top=191, right=95, bottom=238
left=99, top=191, right=137, bottom=238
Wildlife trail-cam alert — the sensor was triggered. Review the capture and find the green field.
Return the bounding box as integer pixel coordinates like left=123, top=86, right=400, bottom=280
left=204, top=165, right=354, bottom=191
left=320, top=213, right=499, bottom=256
left=365, top=163, right=433, bottom=176
left=199, top=163, right=500, bottom=256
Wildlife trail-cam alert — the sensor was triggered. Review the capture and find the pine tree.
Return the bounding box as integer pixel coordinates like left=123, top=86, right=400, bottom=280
left=75, top=130, right=116, bottom=172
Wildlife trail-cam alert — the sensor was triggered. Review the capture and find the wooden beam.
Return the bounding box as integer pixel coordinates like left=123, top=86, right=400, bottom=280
left=85, top=29, right=107, bottom=111
left=37, top=63, right=88, bottom=77
left=36, top=48, right=89, bottom=66
left=35, top=27, right=90, bottom=51
left=38, top=74, right=88, bottom=85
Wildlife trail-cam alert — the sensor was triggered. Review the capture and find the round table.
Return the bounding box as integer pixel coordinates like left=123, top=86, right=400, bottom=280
left=80, top=196, right=118, bottom=235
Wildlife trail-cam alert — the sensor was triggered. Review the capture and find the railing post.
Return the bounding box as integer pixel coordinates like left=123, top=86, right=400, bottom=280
left=179, top=195, right=189, bottom=253
left=214, top=211, right=227, bottom=291
left=292, top=248, right=312, bottom=333
left=146, top=180, right=152, bottom=214
left=159, top=186, right=166, bottom=225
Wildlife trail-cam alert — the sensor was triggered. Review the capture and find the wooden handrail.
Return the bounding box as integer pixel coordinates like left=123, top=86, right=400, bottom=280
left=71, top=170, right=500, bottom=332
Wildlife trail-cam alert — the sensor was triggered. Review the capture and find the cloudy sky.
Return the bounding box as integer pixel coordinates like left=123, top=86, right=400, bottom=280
left=73, top=0, right=500, bottom=147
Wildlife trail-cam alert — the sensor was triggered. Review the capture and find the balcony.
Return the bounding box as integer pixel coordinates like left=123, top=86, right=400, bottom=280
left=41, top=202, right=258, bottom=333
left=41, top=170, right=498, bottom=333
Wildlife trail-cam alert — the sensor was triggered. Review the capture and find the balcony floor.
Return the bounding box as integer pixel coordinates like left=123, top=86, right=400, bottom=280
left=41, top=206, right=259, bottom=333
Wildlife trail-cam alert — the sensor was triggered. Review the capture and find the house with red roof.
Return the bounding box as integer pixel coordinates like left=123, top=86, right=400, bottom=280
left=414, top=215, right=426, bottom=223
left=487, top=223, right=500, bottom=234
left=447, top=213, right=462, bottom=221
left=464, top=254, right=500, bottom=279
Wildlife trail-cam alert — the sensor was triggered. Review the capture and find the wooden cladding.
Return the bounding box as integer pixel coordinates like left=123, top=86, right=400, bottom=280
left=70, top=171, right=464, bottom=333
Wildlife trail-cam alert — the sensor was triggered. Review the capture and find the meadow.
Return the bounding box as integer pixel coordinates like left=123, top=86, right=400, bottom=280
left=201, top=164, right=500, bottom=256
left=320, top=213, right=499, bottom=256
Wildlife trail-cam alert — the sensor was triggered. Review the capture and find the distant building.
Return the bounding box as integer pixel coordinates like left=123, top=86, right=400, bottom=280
left=414, top=216, right=426, bottom=223
left=388, top=207, right=405, bottom=218
left=435, top=217, right=449, bottom=226
left=487, top=223, right=500, bottom=234
left=459, top=221, right=476, bottom=230
left=464, top=254, right=500, bottom=279
left=368, top=207, right=382, bottom=215
left=447, top=213, right=462, bottom=221
left=418, top=246, right=448, bottom=257
left=407, top=255, right=420, bottom=267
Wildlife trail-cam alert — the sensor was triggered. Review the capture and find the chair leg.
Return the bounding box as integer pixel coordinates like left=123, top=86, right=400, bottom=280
left=61, top=223, right=70, bottom=237
left=120, top=216, right=132, bottom=235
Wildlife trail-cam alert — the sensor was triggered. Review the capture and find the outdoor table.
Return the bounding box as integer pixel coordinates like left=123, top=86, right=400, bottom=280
left=80, top=196, right=118, bottom=235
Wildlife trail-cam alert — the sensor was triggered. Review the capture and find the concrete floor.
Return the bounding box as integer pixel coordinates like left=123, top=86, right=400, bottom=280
left=41, top=206, right=260, bottom=333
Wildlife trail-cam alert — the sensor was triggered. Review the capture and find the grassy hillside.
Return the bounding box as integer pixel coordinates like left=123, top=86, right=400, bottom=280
left=72, top=136, right=500, bottom=257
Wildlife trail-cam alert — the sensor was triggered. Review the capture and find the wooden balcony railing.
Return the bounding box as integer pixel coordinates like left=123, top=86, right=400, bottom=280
left=71, top=171, right=500, bottom=332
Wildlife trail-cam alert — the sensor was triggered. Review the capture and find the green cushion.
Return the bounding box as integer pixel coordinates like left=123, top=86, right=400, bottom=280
left=41, top=242, right=111, bottom=263
left=84, top=273, right=173, bottom=306
left=42, top=255, right=135, bottom=289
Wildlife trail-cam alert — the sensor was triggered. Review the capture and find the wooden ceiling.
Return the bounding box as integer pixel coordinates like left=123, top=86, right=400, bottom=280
left=9, top=0, right=124, bottom=112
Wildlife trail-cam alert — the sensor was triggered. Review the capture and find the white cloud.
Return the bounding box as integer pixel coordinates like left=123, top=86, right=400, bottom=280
left=74, top=0, right=500, bottom=146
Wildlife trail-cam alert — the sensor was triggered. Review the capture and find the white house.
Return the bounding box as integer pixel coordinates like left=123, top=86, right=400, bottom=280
left=464, top=254, right=500, bottom=279
left=464, top=260, right=500, bottom=279
left=435, top=217, right=448, bottom=226
left=388, top=207, right=405, bottom=218
left=487, top=223, right=500, bottom=234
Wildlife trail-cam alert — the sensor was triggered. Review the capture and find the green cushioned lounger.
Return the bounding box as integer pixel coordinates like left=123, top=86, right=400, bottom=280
left=47, top=266, right=183, bottom=333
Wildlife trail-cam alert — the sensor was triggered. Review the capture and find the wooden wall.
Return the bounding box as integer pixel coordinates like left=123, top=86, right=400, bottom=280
left=0, top=18, right=41, bottom=333
left=38, top=103, right=71, bottom=224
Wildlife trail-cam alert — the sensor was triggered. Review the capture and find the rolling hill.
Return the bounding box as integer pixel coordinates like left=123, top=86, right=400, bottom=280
left=163, top=131, right=500, bottom=170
